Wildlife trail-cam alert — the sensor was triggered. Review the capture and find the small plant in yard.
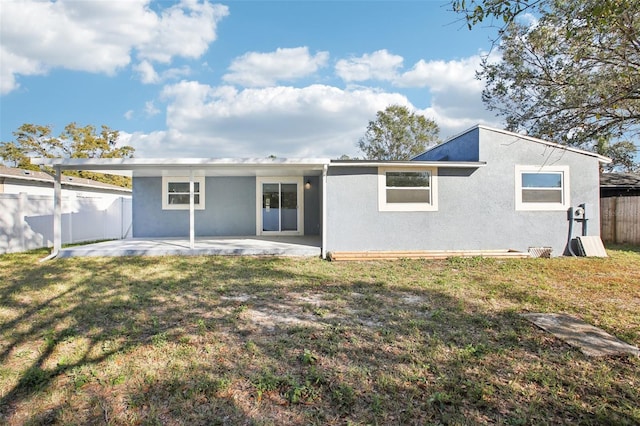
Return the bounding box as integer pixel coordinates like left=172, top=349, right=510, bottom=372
left=251, top=370, right=284, bottom=401
left=299, top=348, right=318, bottom=365
left=286, top=380, right=321, bottom=404
left=0, top=247, right=638, bottom=424
left=151, top=332, right=168, bottom=347
left=331, top=383, right=356, bottom=412
left=428, top=391, right=452, bottom=406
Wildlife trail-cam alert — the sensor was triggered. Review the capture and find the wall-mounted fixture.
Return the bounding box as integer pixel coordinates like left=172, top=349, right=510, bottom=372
left=305, top=180, right=311, bottom=190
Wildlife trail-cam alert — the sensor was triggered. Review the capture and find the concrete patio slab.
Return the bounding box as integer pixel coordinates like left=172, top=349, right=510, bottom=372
left=522, top=313, right=639, bottom=357
left=57, top=236, right=321, bottom=258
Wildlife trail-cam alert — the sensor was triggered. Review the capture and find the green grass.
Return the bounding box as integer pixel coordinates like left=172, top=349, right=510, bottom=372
left=0, top=247, right=638, bottom=425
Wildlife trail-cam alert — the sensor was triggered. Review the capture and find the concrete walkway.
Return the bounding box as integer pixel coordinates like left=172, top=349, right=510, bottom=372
left=57, top=236, right=322, bottom=258
left=522, top=313, right=639, bottom=357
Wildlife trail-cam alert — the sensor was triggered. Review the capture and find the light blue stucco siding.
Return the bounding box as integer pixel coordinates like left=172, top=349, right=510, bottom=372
left=132, top=176, right=256, bottom=237
left=325, top=128, right=602, bottom=256
left=132, top=175, right=321, bottom=238
left=475, top=127, right=602, bottom=254
left=304, top=176, right=321, bottom=235
left=414, top=127, right=480, bottom=161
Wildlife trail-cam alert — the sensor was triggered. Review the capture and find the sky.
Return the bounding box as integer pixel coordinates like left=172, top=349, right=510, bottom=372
left=0, top=0, right=505, bottom=159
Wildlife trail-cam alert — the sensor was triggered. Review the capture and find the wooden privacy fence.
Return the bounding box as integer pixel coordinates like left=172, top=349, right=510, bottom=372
left=601, top=197, right=640, bottom=245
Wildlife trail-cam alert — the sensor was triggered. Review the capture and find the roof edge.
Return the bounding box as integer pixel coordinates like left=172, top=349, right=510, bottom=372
left=412, top=124, right=613, bottom=164
left=475, top=125, right=612, bottom=164
left=329, top=160, right=486, bottom=168
left=32, top=157, right=332, bottom=168
left=0, top=166, right=131, bottom=192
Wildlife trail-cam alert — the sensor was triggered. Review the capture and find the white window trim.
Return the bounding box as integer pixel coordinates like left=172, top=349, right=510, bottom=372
left=378, top=167, right=438, bottom=212
left=515, top=165, right=570, bottom=211
left=162, top=176, right=206, bottom=210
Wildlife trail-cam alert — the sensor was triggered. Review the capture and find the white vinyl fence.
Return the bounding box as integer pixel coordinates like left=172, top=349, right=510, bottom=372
left=0, top=193, right=132, bottom=254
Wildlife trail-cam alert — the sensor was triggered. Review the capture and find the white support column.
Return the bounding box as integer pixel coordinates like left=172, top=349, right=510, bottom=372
left=189, top=169, right=195, bottom=250
left=321, top=164, right=328, bottom=259
left=53, top=166, right=62, bottom=253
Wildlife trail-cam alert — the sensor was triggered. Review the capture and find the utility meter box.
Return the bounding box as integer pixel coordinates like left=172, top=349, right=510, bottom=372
left=573, top=207, right=585, bottom=220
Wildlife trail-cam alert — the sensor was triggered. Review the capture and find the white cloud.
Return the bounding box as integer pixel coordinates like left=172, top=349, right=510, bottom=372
left=134, top=61, right=161, bottom=84
left=335, top=50, right=404, bottom=82
left=395, top=56, right=485, bottom=92
left=145, top=101, right=161, bottom=117
left=124, top=81, right=409, bottom=158
left=518, top=12, right=539, bottom=28
left=0, top=0, right=228, bottom=94
left=0, top=46, right=45, bottom=94
left=223, top=47, right=330, bottom=87
left=125, top=50, right=504, bottom=158
left=408, top=52, right=502, bottom=138
left=134, top=60, right=191, bottom=84
left=120, top=47, right=504, bottom=159
left=334, top=50, right=502, bottom=139
left=137, top=1, right=229, bottom=63
left=124, top=110, right=134, bottom=120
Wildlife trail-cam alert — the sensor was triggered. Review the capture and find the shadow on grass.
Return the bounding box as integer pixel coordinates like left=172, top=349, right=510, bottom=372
left=0, top=253, right=638, bottom=424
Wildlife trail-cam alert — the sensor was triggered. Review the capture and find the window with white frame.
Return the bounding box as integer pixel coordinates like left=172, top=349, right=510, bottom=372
left=162, top=176, right=206, bottom=210
left=378, top=167, right=438, bottom=211
left=515, top=165, right=570, bottom=211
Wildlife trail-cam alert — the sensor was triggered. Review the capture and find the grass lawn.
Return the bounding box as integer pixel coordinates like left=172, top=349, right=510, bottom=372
left=0, top=247, right=639, bottom=425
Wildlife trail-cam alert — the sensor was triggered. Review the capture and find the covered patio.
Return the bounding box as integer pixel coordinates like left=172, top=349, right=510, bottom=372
left=58, top=236, right=322, bottom=258
left=32, top=157, right=330, bottom=259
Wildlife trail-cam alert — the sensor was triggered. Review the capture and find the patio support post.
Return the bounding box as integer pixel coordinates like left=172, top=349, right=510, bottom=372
left=321, top=164, right=327, bottom=259
left=53, top=166, right=62, bottom=253
left=189, top=169, right=195, bottom=249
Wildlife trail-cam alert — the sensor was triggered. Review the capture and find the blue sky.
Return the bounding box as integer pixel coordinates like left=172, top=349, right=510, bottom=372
left=1, top=0, right=503, bottom=159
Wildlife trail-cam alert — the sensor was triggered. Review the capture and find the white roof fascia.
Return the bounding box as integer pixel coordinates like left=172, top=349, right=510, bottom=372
left=329, top=161, right=486, bottom=168
left=32, top=157, right=332, bottom=169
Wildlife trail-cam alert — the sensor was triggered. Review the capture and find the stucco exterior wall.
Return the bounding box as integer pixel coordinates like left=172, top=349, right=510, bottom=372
left=133, top=176, right=256, bottom=237
left=303, top=176, right=321, bottom=235
left=414, top=127, right=480, bottom=161
left=475, top=128, right=602, bottom=252
left=325, top=128, right=602, bottom=256
left=133, top=175, right=321, bottom=238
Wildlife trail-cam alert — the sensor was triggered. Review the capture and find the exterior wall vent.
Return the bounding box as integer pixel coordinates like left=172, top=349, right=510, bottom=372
left=528, top=247, right=552, bottom=258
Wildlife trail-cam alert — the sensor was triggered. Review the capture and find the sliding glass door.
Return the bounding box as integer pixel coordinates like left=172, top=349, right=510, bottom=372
left=257, top=178, right=304, bottom=235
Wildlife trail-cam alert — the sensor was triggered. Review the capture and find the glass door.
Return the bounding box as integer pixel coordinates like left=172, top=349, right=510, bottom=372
left=258, top=178, right=303, bottom=235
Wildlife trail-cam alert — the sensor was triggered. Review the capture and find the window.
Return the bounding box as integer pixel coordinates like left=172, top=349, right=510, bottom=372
left=378, top=167, right=438, bottom=211
left=162, top=176, right=205, bottom=210
left=515, top=165, right=569, bottom=211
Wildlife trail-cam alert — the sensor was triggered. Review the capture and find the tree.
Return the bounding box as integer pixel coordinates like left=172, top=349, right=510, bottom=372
left=452, top=0, right=545, bottom=32
left=453, top=0, right=640, bottom=171
left=0, top=123, right=135, bottom=187
left=357, top=105, right=440, bottom=160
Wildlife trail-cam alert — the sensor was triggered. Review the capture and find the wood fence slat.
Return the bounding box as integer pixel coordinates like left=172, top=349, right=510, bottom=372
left=601, top=196, right=640, bottom=245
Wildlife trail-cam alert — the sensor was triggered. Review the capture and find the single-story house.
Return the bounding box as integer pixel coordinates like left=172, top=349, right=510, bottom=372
left=34, top=125, right=610, bottom=258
